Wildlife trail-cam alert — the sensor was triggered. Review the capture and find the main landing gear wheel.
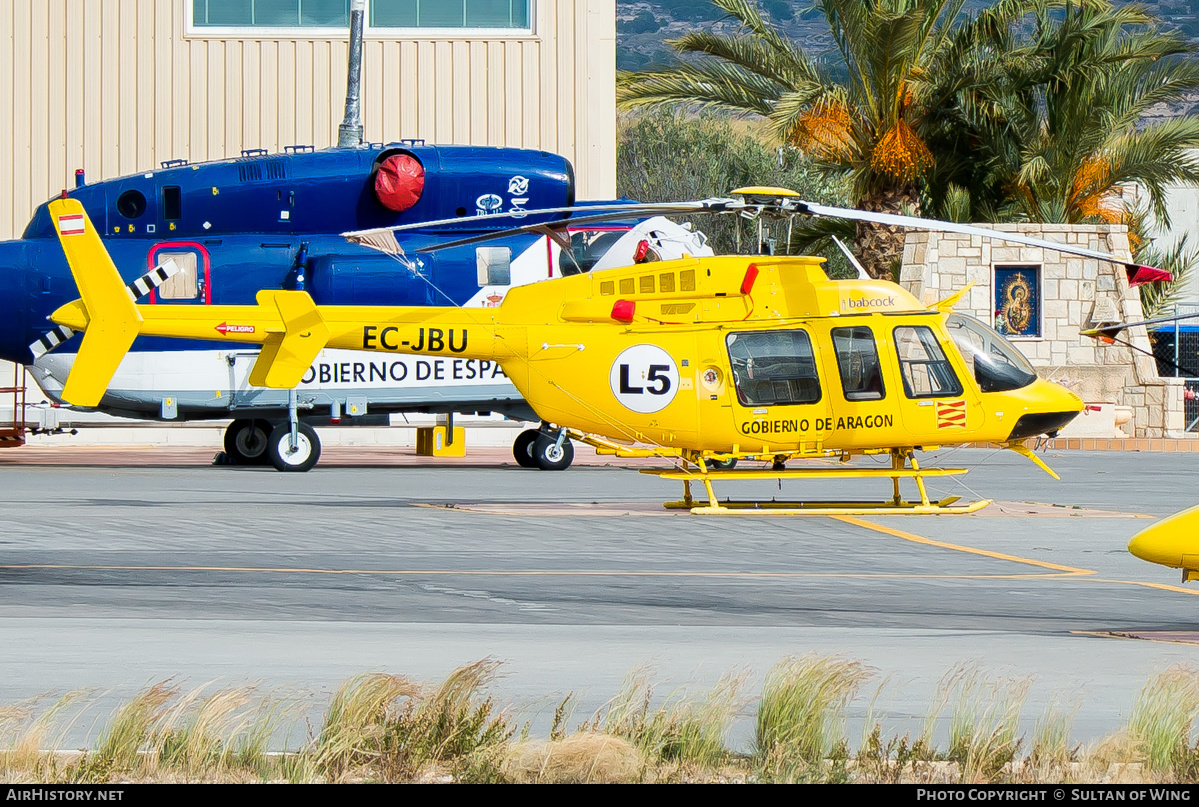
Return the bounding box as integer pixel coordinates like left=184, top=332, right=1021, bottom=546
left=703, top=457, right=738, bottom=471
left=266, top=422, right=321, bottom=472
left=223, top=419, right=273, bottom=465
left=533, top=433, right=574, bottom=471
left=513, top=429, right=540, bottom=468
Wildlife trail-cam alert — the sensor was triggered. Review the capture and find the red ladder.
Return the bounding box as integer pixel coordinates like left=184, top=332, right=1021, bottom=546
left=0, top=363, right=26, bottom=448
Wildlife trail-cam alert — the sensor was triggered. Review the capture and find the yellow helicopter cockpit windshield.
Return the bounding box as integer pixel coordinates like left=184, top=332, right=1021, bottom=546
left=945, top=314, right=1038, bottom=394
left=942, top=313, right=1079, bottom=441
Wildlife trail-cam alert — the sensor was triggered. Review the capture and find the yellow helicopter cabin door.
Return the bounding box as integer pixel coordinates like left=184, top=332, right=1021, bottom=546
left=890, top=321, right=981, bottom=441
left=721, top=328, right=831, bottom=455
left=812, top=324, right=900, bottom=450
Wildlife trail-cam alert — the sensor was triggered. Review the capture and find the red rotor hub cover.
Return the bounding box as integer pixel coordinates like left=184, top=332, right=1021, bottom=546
left=374, top=153, right=425, bottom=212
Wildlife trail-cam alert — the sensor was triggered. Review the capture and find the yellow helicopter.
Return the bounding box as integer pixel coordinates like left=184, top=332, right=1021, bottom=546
left=1125, top=507, right=1199, bottom=583
left=1079, top=316, right=1199, bottom=582
left=44, top=190, right=1109, bottom=516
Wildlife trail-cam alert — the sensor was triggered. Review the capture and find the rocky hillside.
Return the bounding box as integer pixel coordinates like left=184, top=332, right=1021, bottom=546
left=616, top=1, right=1199, bottom=120
left=617, top=1, right=1199, bottom=72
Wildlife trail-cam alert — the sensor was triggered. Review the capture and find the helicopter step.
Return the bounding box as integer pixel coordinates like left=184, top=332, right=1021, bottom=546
left=664, top=496, right=990, bottom=516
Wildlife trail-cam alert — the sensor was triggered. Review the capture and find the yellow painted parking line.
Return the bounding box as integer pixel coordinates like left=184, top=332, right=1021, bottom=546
left=833, top=516, right=1096, bottom=575
left=836, top=517, right=1199, bottom=598
left=1091, top=579, right=1199, bottom=597
left=0, top=563, right=1070, bottom=581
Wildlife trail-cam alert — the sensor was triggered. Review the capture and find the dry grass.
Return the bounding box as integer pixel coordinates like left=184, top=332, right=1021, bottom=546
left=755, top=655, right=871, bottom=782
left=504, top=733, right=643, bottom=783
left=589, top=666, right=747, bottom=769
left=11, top=658, right=1199, bottom=783
left=1127, top=666, right=1199, bottom=774
left=943, top=666, right=1030, bottom=782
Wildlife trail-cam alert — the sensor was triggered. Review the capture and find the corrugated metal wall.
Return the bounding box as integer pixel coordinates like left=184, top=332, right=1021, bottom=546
left=0, top=0, right=616, bottom=239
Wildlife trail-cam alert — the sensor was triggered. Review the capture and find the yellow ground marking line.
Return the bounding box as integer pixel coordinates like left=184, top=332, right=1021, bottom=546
left=0, top=563, right=1072, bottom=581
left=1091, top=579, right=1199, bottom=597
left=835, top=517, right=1199, bottom=598
left=832, top=515, right=1095, bottom=575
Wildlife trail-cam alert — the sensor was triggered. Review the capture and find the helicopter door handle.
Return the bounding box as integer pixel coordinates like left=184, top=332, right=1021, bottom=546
left=288, top=191, right=295, bottom=207
left=917, top=401, right=934, bottom=407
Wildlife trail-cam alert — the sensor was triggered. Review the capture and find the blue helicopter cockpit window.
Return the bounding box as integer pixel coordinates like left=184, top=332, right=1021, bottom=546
left=832, top=327, right=885, bottom=401
left=945, top=314, right=1039, bottom=393
left=893, top=326, right=963, bottom=399
left=726, top=330, right=822, bottom=407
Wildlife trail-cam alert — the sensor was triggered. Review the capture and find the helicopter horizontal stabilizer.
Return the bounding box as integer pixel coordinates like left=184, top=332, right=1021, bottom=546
left=247, top=290, right=330, bottom=389
left=47, top=198, right=143, bottom=407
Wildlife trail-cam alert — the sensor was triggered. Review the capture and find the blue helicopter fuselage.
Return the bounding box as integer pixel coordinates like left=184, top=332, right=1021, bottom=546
left=0, top=142, right=584, bottom=422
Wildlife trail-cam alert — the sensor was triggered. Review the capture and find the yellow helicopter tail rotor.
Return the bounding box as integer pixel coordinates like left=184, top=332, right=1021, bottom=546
left=47, top=198, right=144, bottom=407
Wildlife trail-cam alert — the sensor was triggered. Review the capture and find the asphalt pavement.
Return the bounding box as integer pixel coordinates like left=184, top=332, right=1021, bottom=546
left=1, top=444, right=1196, bottom=749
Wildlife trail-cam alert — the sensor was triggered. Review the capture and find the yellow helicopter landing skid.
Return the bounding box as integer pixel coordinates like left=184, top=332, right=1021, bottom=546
left=567, top=432, right=990, bottom=515
left=644, top=463, right=990, bottom=516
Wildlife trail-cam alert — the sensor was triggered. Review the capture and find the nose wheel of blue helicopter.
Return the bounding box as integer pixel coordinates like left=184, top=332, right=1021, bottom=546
left=533, top=430, right=574, bottom=471
left=267, top=422, right=321, bottom=472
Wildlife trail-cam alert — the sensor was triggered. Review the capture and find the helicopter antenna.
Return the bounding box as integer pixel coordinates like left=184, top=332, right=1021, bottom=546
left=831, top=235, right=870, bottom=279
left=337, top=0, right=366, bottom=147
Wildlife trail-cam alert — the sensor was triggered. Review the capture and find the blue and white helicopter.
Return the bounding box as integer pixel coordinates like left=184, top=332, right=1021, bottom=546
left=0, top=141, right=713, bottom=472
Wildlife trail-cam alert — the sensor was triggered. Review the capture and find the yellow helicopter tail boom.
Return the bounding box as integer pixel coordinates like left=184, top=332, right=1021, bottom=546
left=47, top=198, right=144, bottom=407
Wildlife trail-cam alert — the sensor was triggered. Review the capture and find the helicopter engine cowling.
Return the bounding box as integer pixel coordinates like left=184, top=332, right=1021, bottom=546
left=306, top=253, right=439, bottom=307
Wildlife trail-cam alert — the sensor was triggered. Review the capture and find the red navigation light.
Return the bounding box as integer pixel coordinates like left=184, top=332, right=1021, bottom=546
left=633, top=239, right=651, bottom=263
left=741, top=263, right=759, bottom=295
left=1126, top=264, right=1173, bottom=286
left=611, top=300, right=636, bottom=323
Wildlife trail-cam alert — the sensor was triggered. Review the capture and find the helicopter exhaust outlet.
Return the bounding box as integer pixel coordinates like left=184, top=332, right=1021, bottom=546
left=741, top=264, right=759, bottom=295
left=611, top=300, right=635, bottom=323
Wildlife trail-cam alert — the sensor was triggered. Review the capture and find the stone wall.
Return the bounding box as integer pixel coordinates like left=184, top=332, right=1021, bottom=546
left=900, top=224, right=1186, bottom=438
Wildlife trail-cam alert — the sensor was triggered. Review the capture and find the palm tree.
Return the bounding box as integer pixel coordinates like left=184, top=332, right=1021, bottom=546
left=619, top=0, right=1199, bottom=277
left=932, top=1, right=1199, bottom=230
left=617, top=0, right=1037, bottom=277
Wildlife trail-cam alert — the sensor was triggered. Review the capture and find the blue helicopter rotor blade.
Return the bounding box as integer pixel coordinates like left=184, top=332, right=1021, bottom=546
left=341, top=200, right=733, bottom=241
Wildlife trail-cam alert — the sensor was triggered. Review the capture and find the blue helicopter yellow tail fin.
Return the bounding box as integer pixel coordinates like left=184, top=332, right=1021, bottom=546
left=47, top=198, right=143, bottom=407
left=247, top=290, right=330, bottom=388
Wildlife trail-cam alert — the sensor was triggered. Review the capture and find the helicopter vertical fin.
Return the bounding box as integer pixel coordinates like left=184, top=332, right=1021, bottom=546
left=247, top=290, right=330, bottom=389
left=48, top=198, right=143, bottom=407
left=930, top=282, right=975, bottom=312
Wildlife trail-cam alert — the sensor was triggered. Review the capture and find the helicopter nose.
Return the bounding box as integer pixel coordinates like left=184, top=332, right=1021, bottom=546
left=1004, top=379, right=1084, bottom=441
left=0, top=258, right=26, bottom=364
left=1128, top=505, right=1199, bottom=571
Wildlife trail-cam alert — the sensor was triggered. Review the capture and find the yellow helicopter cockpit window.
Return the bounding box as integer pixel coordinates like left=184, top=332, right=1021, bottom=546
left=831, top=327, right=885, bottom=401
left=893, top=326, right=964, bottom=399
left=945, top=314, right=1039, bottom=393
left=726, top=331, right=822, bottom=407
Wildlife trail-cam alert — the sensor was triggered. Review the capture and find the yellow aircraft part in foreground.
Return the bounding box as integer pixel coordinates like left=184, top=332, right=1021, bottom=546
left=1128, top=506, right=1199, bottom=582
left=46, top=198, right=1083, bottom=513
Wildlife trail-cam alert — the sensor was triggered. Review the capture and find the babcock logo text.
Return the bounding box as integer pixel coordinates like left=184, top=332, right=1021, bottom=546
left=844, top=295, right=896, bottom=309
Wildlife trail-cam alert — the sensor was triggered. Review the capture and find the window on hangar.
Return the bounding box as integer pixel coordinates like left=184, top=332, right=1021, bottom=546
left=191, top=0, right=532, bottom=31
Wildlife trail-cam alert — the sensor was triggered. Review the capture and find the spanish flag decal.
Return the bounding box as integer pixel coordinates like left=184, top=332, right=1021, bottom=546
left=936, top=399, right=967, bottom=428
